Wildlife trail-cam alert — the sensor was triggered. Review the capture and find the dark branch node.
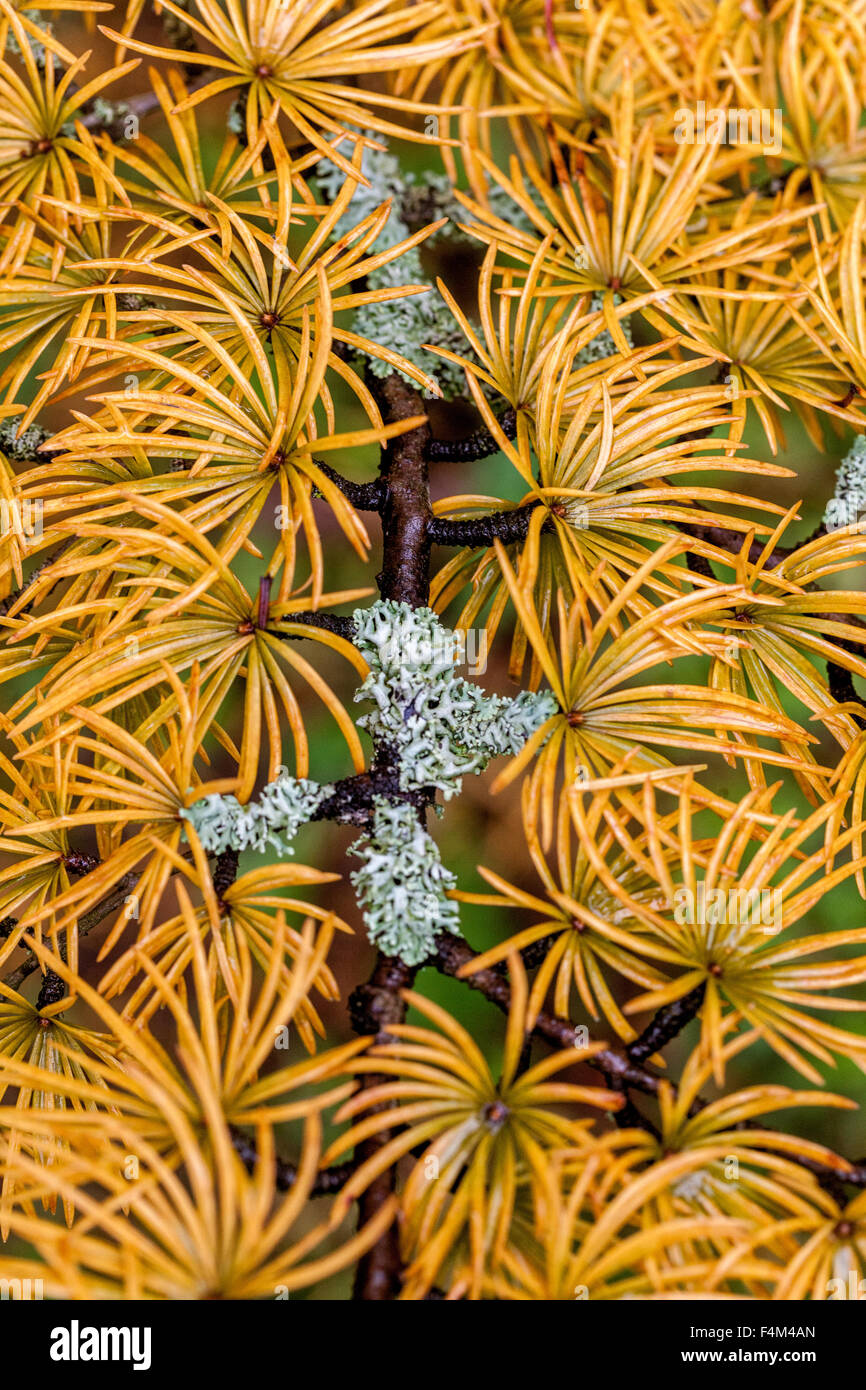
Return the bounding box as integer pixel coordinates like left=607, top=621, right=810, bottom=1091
left=213, top=848, right=240, bottom=903
left=270, top=612, right=356, bottom=642
left=428, top=503, right=537, bottom=549
left=627, top=982, right=707, bottom=1064
left=36, top=970, right=66, bottom=1012
left=313, top=463, right=384, bottom=511
left=64, top=851, right=100, bottom=877
left=310, top=767, right=431, bottom=827
left=426, top=407, right=518, bottom=463
left=608, top=1077, right=661, bottom=1137
left=349, top=955, right=416, bottom=1040
left=229, top=1127, right=356, bottom=1195
left=519, top=932, right=560, bottom=969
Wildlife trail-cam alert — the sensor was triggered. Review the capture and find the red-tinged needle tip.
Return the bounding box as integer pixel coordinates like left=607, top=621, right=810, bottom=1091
left=545, top=0, right=560, bottom=55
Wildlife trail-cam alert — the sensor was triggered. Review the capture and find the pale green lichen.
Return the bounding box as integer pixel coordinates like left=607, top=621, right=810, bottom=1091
left=0, top=417, right=50, bottom=462
left=315, top=136, right=410, bottom=251
left=6, top=11, right=50, bottom=65
left=181, top=604, right=556, bottom=964
left=316, top=139, right=539, bottom=248
left=227, top=96, right=246, bottom=139
left=825, top=434, right=866, bottom=531
left=577, top=293, right=634, bottom=366
left=352, top=246, right=474, bottom=399
left=314, top=136, right=537, bottom=399
left=160, top=0, right=194, bottom=50
left=181, top=770, right=332, bottom=856
left=349, top=798, right=461, bottom=964
left=352, top=600, right=558, bottom=800
left=84, top=96, right=131, bottom=135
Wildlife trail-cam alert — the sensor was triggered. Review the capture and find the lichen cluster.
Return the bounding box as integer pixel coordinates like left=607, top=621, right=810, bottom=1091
left=181, top=772, right=332, bottom=856
left=314, top=137, right=537, bottom=398
left=349, top=798, right=461, bottom=964
left=0, top=416, right=50, bottom=462
left=352, top=600, right=558, bottom=800
left=181, top=601, right=555, bottom=959
left=825, top=435, right=866, bottom=530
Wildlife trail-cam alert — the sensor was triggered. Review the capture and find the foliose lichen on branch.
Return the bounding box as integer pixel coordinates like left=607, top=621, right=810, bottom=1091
left=349, top=797, right=461, bottom=965
left=352, top=599, right=558, bottom=801
left=180, top=772, right=332, bottom=856
left=180, top=601, right=555, bottom=962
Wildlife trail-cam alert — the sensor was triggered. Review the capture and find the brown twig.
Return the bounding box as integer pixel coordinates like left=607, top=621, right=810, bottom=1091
left=230, top=1127, right=357, bottom=1195
left=313, top=463, right=385, bottom=511
left=374, top=374, right=433, bottom=607
left=311, top=767, right=431, bottom=827
left=432, top=931, right=666, bottom=1098
left=272, top=612, right=357, bottom=642
left=2, top=848, right=206, bottom=993
left=349, top=954, right=418, bottom=1300
left=344, top=373, right=437, bottom=1299
left=426, top=407, right=518, bottom=463
left=431, top=933, right=866, bottom=1195
left=80, top=70, right=217, bottom=136
left=627, top=983, right=707, bottom=1064
left=428, top=504, right=537, bottom=549
left=3, top=870, right=139, bottom=993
